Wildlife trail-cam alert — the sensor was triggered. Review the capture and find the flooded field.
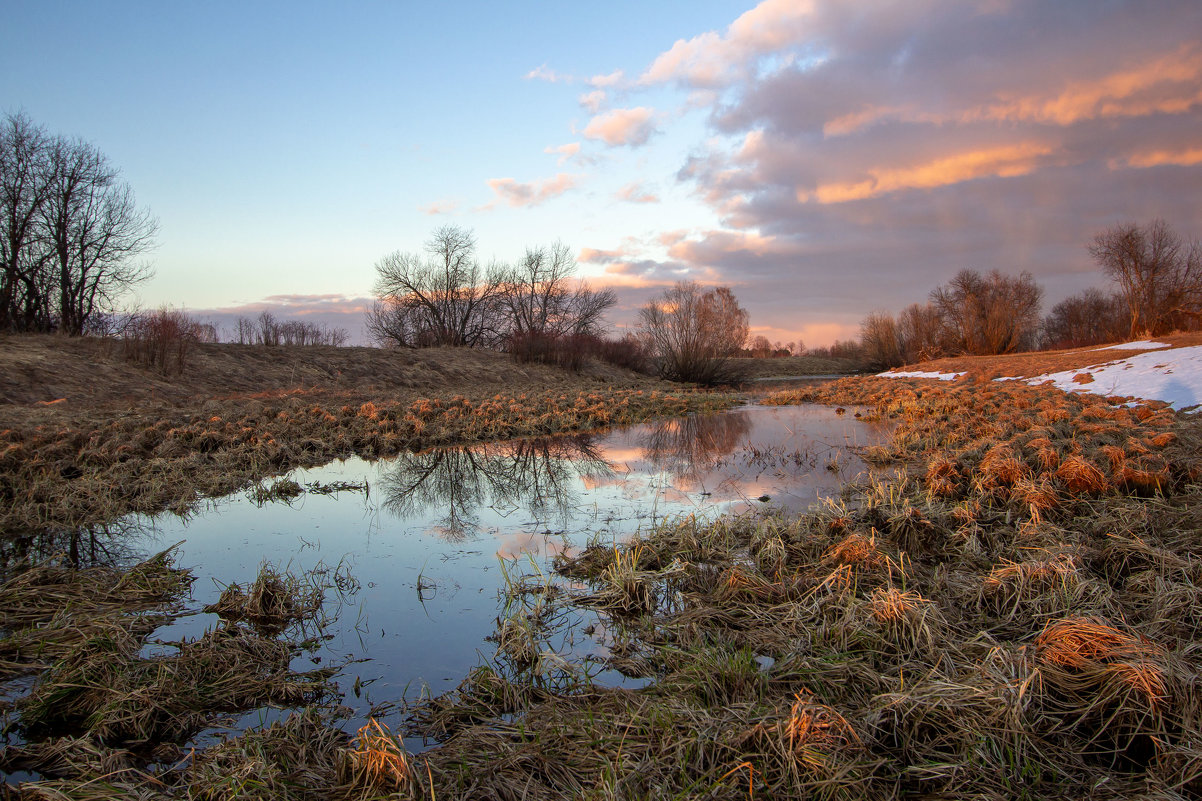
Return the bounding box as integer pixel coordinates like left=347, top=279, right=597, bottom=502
left=74, top=403, right=887, bottom=747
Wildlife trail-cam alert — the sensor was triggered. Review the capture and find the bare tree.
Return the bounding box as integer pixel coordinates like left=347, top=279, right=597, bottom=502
left=0, top=112, right=53, bottom=331
left=638, top=281, right=749, bottom=384
left=1042, top=288, right=1127, bottom=349
left=371, top=225, right=505, bottom=348
left=1089, top=219, right=1201, bottom=337
left=930, top=269, right=1042, bottom=355
left=42, top=137, right=156, bottom=335
left=0, top=113, right=155, bottom=334
left=859, top=310, right=903, bottom=369
left=896, top=302, right=946, bottom=362
left=501, top=241, right=616, bottom=339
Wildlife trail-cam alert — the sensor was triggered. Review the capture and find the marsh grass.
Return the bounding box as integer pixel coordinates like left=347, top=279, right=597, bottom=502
left=2, top=385, right=737, bottom=541
left=10, top=374, right=1202, bottom=798
left=0, top=547, right=190, bottom=679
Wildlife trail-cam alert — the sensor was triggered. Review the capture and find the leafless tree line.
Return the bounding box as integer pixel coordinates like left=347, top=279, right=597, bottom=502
left=0, top=113, right=157, bottom=335
left=366, top=226, right=616, bottom=349
left=860, top=269, right=1044, bottom=368
left=859, top=220, right=1202, bottom=367
left=1033, top=219, right=1201, bottom=350
left=233, top=310, right=348, bottom=347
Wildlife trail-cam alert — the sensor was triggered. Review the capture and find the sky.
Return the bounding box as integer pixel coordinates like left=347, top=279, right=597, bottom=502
left=3, top=0, right=1201, bottom=347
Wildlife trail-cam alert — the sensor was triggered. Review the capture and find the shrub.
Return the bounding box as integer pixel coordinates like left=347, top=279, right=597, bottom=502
left=121, top=307, right=213, bottom=375
left=507, top=331, right=590, bottom=371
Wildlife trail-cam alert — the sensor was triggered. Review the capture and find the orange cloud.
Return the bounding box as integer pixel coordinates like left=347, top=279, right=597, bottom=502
left=1122, top=147, right=1202, bottom=169
left=801, top=142, right=1053, bottom=204
left=973, top=46, right=1202, bottom=126
left=583, top=107, right=658, bottom=147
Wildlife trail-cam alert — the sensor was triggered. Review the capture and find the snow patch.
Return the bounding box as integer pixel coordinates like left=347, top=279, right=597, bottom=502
left=1025, top=344, right=1202, bottom=412
left=1092, top=340, right=1170, bottom=351
left=879, top=370, right=961, bottom=381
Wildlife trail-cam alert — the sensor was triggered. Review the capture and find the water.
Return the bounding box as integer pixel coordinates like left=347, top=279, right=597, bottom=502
left=88, top=403, right=889, bottom=746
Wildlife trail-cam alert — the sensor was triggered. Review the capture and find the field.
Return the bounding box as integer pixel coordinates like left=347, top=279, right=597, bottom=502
left=3, top=338, right=1202, bottom=798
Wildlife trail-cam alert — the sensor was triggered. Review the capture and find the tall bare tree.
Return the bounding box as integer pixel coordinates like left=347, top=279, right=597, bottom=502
left=638, top=281, right=748, bottom=384
left=0, top=113, right=155, bottom=334
left=0, top=112, right=53, bottom=331
left=42, top=137, right=157, bottom=335
left=501, top=241, right=615, bottom=339
left=370, top=225, right=506, bottom=348
left=1088, top=219, right=1201, bottom=337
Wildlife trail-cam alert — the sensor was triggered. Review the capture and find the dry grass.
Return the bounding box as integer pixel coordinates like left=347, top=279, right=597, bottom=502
left=9, top=367, right=1202, bottom=799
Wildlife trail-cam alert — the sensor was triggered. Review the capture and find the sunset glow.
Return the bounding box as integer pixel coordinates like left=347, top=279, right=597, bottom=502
left=3, top=0, right=1199, bottom=345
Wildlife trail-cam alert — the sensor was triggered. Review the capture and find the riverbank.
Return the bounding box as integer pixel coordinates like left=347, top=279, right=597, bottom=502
left=0, top=337, right=740, bottom=552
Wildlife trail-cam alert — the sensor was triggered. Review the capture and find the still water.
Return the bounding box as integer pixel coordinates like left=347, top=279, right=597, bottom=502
left=127, top=402, right=887, bottom=744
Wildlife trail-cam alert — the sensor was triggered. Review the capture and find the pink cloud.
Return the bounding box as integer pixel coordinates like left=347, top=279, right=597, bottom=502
left=525, top=64, right=561, bottom=82
left=578, top=89, right=607, bottom=113
left=615, top=182, right=659, bottom=204
left=418, top=199, right=459, bottom=215
left=544, top=142, right=581, bottom=165
left=588, top=69, right=625, bottom=87
left=582, top=107, right=658, bottom=147
left=639, top=0, right=815, bottom=87
left=485, top=173, right=580, bottom=208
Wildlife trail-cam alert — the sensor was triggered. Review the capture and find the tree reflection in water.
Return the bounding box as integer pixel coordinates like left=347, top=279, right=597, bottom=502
left=0, top=519, right=152, bottom=582
left=638, top=410, right=752, bottom=483
left=379, top=435, right=614, bottom=541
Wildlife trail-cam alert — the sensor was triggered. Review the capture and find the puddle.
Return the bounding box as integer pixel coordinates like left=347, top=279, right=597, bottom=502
left=13, top=403, right=889, bottom=751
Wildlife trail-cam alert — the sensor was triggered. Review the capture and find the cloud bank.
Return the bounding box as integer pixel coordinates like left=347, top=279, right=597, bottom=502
left=570, top=0, right=1202, bottom=345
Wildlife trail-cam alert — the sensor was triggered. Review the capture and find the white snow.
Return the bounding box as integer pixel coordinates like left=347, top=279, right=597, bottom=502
left=1023, top=344, right=1202, bottom=411
left=879, top=339, right=1202, bottom=412
left=1092, top=340, right=1170, bottom=351
left=879, top=370, right=962, bottom=381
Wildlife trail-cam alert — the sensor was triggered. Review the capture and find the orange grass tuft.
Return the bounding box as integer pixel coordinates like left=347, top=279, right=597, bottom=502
left=1055, top=454, right=1109, bottom=495
left=868, top=587, right=928, bottom=624
left=347, top=718, right=412, bottom=792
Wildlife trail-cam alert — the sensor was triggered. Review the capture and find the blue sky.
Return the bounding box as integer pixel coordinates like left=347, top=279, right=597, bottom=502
left=4, top=0, right=1201, bottom=346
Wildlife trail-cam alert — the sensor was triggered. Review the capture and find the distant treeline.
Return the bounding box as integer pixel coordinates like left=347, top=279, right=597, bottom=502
left=856, top=219, right=1201, bottom=369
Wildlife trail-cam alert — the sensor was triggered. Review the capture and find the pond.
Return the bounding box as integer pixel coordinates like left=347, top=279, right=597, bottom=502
left=51, top=402, right=890, bottom=750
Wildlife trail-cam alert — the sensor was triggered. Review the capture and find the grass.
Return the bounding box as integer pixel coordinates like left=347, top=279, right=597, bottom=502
left=6, top=372, right=1202, bottom=798
left=0, top=384, right=737, bottom=540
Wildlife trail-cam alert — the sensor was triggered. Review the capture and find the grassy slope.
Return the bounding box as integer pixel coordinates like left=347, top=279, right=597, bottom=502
left=888, top=331, right=1202, bottom=380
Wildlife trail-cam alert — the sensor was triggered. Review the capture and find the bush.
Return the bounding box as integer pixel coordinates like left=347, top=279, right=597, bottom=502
left=507, top=331, right=591, bottom=371
left=121, top=308, right=215, bottom=375
left=594, top=334, right=650, bottom=373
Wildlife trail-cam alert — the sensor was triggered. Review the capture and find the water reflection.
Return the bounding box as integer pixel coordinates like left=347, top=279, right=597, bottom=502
left=639, top=409, right=752, bottom=479
left=379, top=436, right=614, bottom=541
left=0, top=520, right=152, bottom=582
